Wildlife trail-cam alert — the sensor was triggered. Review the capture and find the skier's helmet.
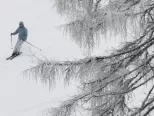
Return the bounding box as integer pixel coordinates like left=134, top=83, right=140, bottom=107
left=19, top=21, right=24, bottom=27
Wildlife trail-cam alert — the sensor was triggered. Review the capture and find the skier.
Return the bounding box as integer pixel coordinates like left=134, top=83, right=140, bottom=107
left=10, top=21, right=28, bottom=56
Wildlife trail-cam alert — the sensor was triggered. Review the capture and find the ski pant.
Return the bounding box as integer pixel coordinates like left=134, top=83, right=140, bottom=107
left=13, top=39, right=24, bottom=54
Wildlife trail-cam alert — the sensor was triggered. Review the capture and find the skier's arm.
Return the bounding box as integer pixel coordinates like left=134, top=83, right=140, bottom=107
left=25, top=29, right=28, bottom=37
left=12, top=28, right=19, bottom=35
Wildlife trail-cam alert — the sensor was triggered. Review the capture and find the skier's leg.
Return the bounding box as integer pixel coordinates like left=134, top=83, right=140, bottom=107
left=12, top=39, right=24, bottom=55
left=16, top=40, right=24, bottom=54
left=12, top=39, right=20, bottom=56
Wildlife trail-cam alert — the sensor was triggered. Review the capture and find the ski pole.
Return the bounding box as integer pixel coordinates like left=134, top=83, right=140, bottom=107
left=25, top=41, right=42, bottom=51
left=11, top=35, right=13, bottom=49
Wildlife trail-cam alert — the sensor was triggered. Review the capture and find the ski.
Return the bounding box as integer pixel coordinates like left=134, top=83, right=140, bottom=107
left=6, top=52, right=22, bottom=60
left=6, top=56, right=13, bottom=60
left=9, top=52, right=22, bottom=60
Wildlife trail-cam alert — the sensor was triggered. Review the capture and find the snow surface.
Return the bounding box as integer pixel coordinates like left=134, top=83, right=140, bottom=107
left=0, top=0, right=83, bottom=115
left=0, top=37, right=82, bottom=116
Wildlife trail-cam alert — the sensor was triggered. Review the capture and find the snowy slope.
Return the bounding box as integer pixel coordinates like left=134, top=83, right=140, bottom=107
left=0, top=31, right=83, bottom=116
left=0, top=0, right=83, bottom=115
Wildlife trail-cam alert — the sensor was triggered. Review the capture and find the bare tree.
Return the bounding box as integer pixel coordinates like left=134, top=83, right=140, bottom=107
left=25, top=0, right=154, bottom=116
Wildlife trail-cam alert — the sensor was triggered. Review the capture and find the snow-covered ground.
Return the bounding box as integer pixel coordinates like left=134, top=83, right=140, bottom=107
left=0, top=0, right=83, bottom=115
left=0, top=38, right=82, bottom=116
